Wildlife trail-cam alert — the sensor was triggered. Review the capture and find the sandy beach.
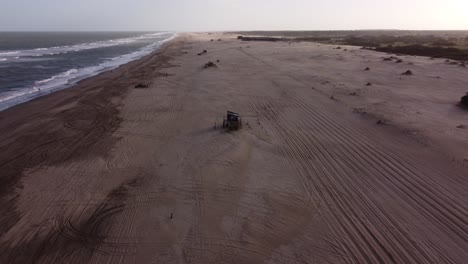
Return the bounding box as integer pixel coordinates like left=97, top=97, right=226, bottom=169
left=0, top=33, right=467, bottom=263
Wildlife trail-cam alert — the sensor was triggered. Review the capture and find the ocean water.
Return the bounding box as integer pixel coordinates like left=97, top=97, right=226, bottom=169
left=0, top=31, right=175, bottom=111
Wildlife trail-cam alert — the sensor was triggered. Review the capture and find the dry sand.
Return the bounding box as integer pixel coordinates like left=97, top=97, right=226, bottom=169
left=0, top=33, right=467, bottom=263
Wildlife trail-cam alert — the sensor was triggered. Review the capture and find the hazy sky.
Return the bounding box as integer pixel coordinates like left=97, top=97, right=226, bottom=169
left=1, top=0, right=468, bottom=31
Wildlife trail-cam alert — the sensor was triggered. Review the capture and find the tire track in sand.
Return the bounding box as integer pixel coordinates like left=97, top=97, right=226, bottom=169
left=236, top=48, right=468, bottom=264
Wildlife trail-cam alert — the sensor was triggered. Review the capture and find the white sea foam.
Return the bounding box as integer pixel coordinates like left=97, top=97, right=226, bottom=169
left=0, top=51, right=19, bottom=56
left=34, top=69, right=78, bottom=85
left=0, top=32, right=176, bottom=111
left=0, top=32, right=173, bottom=60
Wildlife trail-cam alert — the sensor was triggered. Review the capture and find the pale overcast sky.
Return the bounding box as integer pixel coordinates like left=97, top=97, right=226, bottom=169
left=1, top=0, right=467, bottom=31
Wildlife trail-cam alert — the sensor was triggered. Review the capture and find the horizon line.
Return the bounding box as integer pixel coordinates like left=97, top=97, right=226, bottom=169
left=1, top=29, right=468, bottom=33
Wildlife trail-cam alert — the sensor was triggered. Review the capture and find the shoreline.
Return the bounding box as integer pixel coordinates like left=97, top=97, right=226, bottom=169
left=0, top=35, right=182, bottom=227
left=0, top=33, right=178, bottom=112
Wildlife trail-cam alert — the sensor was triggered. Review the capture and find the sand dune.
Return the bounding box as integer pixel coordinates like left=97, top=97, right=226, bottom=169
left=0, top=33, right=467, bottom=263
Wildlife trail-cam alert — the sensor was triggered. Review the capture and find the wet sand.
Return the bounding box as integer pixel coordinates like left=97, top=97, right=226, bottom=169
left=0, top=33, right=467, bottom=263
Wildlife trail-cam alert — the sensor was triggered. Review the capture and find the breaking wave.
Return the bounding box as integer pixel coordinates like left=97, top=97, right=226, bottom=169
left=0, top=33, right=176, bottom=111
left=0, top=32, right=171, bottom=60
